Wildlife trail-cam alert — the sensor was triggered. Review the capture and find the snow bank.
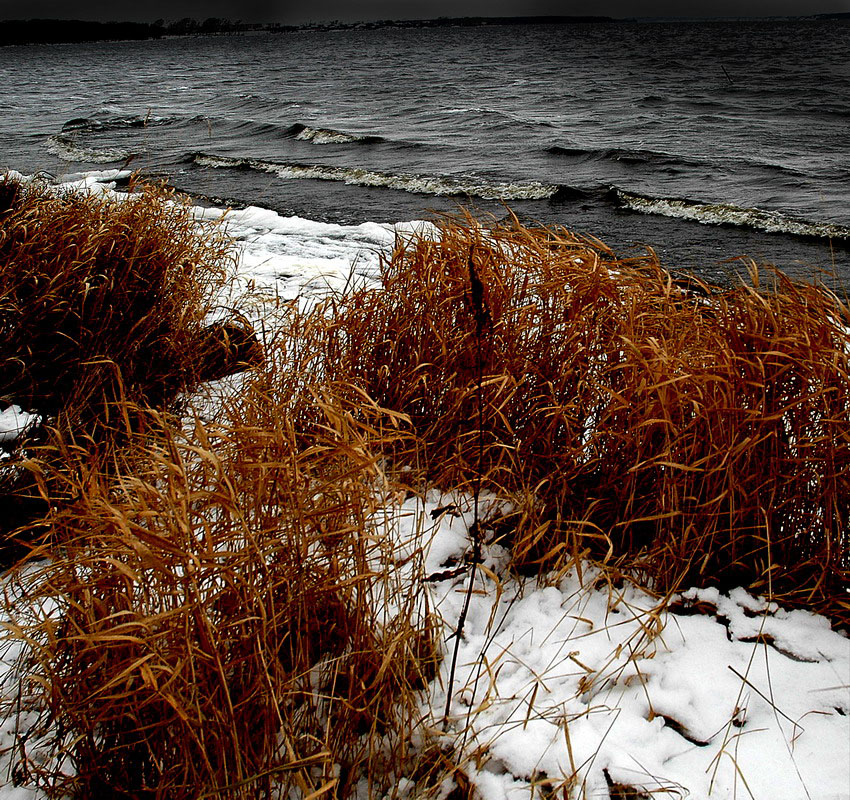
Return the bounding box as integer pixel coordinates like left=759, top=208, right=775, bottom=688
left=194, top=203, right=434, bottom=307
left=403, top=493, right=850, bottom=800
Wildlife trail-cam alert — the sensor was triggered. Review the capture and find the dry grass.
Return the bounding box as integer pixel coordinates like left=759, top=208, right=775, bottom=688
left=0, top=174, right=232, bottom=431
left=300, top=211, right=849, bottom=622
left=0, top=173, right=239, bottom=559
left=2, top=186, right=848, bottom=799
left=5, top=392, right=435, bottom=799
left=0, top=176, right=436, bottom=798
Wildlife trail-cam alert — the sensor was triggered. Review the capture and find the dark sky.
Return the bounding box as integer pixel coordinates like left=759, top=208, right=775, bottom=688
left=0, top=0, right=846, bottom=24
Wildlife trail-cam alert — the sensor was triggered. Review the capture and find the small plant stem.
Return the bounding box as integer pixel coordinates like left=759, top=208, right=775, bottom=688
left=442, top=248, right=488, bottom=730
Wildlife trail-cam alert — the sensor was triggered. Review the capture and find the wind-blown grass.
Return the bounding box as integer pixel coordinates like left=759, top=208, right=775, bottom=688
left=0, top=174, right=239, bottom=557
left=6, top=399, right=434, bottom=799
left=2, top=183, right=847, bottom=799
left=301, top=212, right=849, bottom=621
left=0, top=174, right=232, bottom=430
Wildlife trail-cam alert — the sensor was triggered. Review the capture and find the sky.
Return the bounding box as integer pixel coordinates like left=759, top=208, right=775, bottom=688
left=0, top=0, right=846, bottom=24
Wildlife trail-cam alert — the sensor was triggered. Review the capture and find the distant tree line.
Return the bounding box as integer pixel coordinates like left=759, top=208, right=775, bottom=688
left=0, top=17, right=271, bottom=46
left=152, top=18, right=273, bottom=36
left=295, top=15, right=615, bottom=31
left=2, top=12, right=843, bottom=46
left=0, top=19, right=163, bottom=45
left=0, top=15, right=618, bottom=45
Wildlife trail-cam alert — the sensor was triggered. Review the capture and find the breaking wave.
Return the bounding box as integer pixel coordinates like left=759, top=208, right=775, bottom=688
left=45, top=135, right=134, bottom=164
left=616, top=189, right=850, bottom=241
left=193, top=153, right=560, bottom=200
left=287, top=123, right=383, bottom=145
left=549, top=144, right=712, bottom=170
left=49, top=113, right=177, bottom=162
left=549, top=144, right=807, bottom=179
left=61, top=114, right=178, bottom=133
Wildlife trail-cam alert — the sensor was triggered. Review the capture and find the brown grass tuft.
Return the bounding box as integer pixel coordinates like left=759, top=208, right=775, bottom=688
left=300, top=211, right=849, bottom=622
left=0, top=173, right=233, bottom=430
left=0, top=172, right=241, bottom=557
left=6, top=390, right=435, bottom=798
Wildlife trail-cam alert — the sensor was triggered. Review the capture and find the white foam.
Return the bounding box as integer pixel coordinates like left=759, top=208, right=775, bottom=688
left=618, top=190, right=850, bottom=241
left=294, top=125, right=364, bottom=144
left=194, top=154, right=559, bottom=201
left=45, top=135, right=133, bottom=165
left=58, top=169, right=133, bottom=184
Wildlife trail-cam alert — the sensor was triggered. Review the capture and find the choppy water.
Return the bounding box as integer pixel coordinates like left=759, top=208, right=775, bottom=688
left=1, top=20, right=849, bottom=282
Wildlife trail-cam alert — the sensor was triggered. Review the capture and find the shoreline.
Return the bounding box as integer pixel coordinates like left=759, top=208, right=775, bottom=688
left=29, top=166, right=850, bottom=291
left=3, top=14, right=848, bottom=48
left=0, top=169, right=847, bottom=800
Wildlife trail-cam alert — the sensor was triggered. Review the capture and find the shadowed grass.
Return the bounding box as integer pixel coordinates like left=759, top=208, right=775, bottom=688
left=0, top=173, right=240, bottom=556
left=0, top=174, right=233, bottom=430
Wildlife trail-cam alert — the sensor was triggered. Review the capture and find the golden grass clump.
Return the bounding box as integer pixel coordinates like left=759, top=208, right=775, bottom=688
left=0, top=173, right=241, bottom=557
left=302, top=212, right=849, bottom=622
left=0, top=178, right=433, bottom=797
left=5, top=391, right=435, bottom=799
left=0, top=173, right=233, bottom=429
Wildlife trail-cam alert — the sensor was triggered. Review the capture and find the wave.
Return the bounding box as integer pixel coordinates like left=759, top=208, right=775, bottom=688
left=445, top=107, right=555, bottom=128
left=549, top=144, right=809, bottom=179
left=287, top=123, right=383, bottom=145
left=548, top=144, right=710, bottom=170
left=792, top=101, right=850, bottom=117
left=615, top=189, right=850, bottom=241
left=681, top=98, right=728, bottom=111
left=220, top=93, right=304, bottom=113
left=193, top=153, right=560, bottom=200
left=61, top=114, right=178, bottom=133
left=45, top=135, right=135, bottom=164
left=636, top=95, right=668, bottom=107
left=59, top=114, right=385, bottom=149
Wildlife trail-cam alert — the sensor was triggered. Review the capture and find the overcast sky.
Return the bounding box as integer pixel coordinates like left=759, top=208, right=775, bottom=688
left=0, top=0, right=846, bottom=24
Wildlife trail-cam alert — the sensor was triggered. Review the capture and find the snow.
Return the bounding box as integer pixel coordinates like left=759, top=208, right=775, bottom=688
left=194, top=204, right=435, bottom=312
left=0, top=406, right=38, bottom=446
left=0, top=171, right=847, bottom=800
left=52, top=169, right=132, bottom=194
left=405, top=493, right=849, bottom=800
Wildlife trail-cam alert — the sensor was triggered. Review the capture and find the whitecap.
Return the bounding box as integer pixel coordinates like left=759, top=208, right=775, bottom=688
left=617, top=189, right=850, bottom=241
left=194, top=153, right=559, bottom=201
left=45, top=135, right=133, bottom=164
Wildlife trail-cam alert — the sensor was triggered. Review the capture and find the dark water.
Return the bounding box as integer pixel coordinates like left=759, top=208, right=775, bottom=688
left=1, top=20, right=849, bottom=283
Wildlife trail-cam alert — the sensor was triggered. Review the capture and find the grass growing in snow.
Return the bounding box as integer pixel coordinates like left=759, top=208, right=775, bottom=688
left=297, top=210, right=849, bottom=622
left=2, top=400, right=435, bottom=799
left=0, top=175, right=232, bottom=427
left=0, top=175, right=847, bottom=799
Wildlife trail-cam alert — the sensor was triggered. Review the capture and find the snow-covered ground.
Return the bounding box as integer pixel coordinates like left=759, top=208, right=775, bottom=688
left=408, top=493, right=849, bottom=800
left=0, top=172, right=847, bottom=800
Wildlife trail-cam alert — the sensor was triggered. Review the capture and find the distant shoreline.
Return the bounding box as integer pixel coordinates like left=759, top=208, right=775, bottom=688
left=1, top=12, right=848, bottom=47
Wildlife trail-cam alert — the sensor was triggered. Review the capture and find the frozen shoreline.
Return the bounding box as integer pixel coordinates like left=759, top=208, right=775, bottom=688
left=1, top=171, right=848, bottom=800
